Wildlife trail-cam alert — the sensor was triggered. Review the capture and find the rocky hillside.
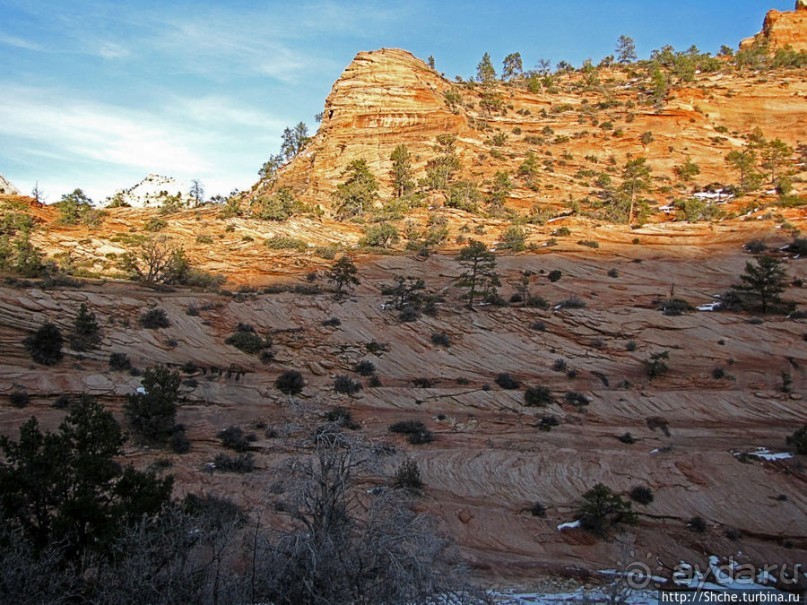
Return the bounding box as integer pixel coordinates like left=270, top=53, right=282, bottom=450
left=254, top=6, right=806, bottom=218
left=0, top=4, right=806, bottom=595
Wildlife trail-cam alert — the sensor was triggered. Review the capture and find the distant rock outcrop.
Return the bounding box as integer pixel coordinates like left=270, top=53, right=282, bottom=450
left=108, top=173, right=192, bottom=208
left=0, top=174, right=20, bottom=196
left=741, top=4, right=807, bottom=51
left=256, top=48, right=464, bottom=206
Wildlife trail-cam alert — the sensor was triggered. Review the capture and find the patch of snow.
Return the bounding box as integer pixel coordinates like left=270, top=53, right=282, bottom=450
left=556, top=520, right=580, bottom=531
left=697, top=302, right=722, bottom=311
left=746, top=448, right=793, bottom=461
left=135, top=386, right=147, bottom=395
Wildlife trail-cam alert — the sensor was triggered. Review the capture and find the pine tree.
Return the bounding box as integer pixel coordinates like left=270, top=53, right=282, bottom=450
left=389, top=144, right=414, bottom=198
left=476, top=52, right=496, bottom=85
left=456, top=240, right=499, bottom=309
left=124, top=366, right=181, bottom=442
left=620, top=157, right=652, bottom=224
left=333, top=158, right=379, bottom=219
left=327, top=256, right=360, bottom=301
left=0, top=395, right=172, bottom=559
left=732, top=255, right=787, bottom=313
left=70, top=303, right=101, bottom=351
left=616, top=35, right=637, bottom=64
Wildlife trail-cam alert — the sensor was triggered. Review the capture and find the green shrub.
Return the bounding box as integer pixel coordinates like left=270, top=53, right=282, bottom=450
left=182, top=493, right=245, bottom=526
left=225, top=324, right=266, bottom=354
left=265, top=235, right=307, bottom=251
left=389, top=420, right=433, bottom=444
left=525, top=296, right=549, bottom=309
left=659, top=298, right=690, bottom=316
left=688, top=516, right=707, bottom=533
left=70, top=303, right=101, bottom=351
left=124, top=366, right=180, bottom=443
left=24, top=321, right=63, bottom=365
left=524, top=386, right=552, bottom=407
left=431, top=332, right=450, bottom=347
left=645, top=351, right=670, bottom=379
left=323, top=407, right=360, bottom=430
left=564, top=391, right=590, bottom=407
left=109, top=352, right=131, bottom=371
left=537, top=415, right=559, bottom=431
left=144, top=217, right=167, bottom=232
left=558, top=296, right=586, bottom=309
left=577, top=483, right=637, bottom=536
left=629, top=485, right=654, bottom=505
left=577, top=239, right=599, bottom=248
left=500, top=226, right=527, bottom=251
left=393, top=458, right=424, bottom=490
left=275, top=370, right=304, bottom=395
left=495, top=373, right=521, bottom=390
left=354, top=360, right=376, bottom=376
left=217, top=426, right=255, bottom=452
left=169, top=426, right=191, bottom=454
left=360, top=223, right=400, bottom=248
left=548, top=270, right=562, bottom=282
left=787, top=424, right=807, bottom=455
left=213, top=453, right=255, bottom=473
left=139, top=308, right=170, bottom=329
left=334, top=375, right=362, bottom=395
left=9, top=391, right=30, bottom=408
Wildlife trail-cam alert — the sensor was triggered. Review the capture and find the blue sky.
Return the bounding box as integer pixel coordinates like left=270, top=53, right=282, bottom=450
left=0, top=0, right=793, bottom=203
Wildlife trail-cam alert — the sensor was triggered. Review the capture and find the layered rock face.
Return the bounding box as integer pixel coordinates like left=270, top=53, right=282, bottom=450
left=262, top=48, right=466, bottom=201
left=741, top=3, right=807, bottom=51
left=260, top=36, right=805, bottom=217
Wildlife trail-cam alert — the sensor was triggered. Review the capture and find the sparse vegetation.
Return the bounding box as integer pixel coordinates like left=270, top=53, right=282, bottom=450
left=393, top=457, right=424, bottom=490
left=276, top=370, right=305, bottom=396
left=109, top=352, right=131, bottom=371
left=629, top=485, right=654, bottom=505
left=495, top=373, right=521, bottom=390
left=225, top=324, right=267, bottom=354
left=787, top=425, right=807, bottom=455
left=124, top=366, right=181, bottom=443
left=213, top=452, right=255, bottom=473
left=139, top=308, right=170, bottom=329
left=389, top=420, right=434, bottom=445
left=645, top=351, right=670, bottom=379
left=431, top=332, right=451, bottom=347
left=524, top=386, right=553, bottom=407
left=69, top=303, right=101, bottom=351
left=334, top=375, right=363, bottom=395
left=217, top=426, right=255, bottom=452
left=24, top=321, right=63, bottom=365
left=577, top=483, right=637, bottom=537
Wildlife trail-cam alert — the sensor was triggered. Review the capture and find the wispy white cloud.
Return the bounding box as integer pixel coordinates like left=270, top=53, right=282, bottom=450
left=95, top=41, right=130, bottom=60
left=0, top=83, right=288, bottom=200
left=0, top=87, right=210, bottom=173
left=0, top=32, right=46, bottom=51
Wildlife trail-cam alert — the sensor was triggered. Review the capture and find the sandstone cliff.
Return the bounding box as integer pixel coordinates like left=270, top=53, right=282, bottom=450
left=258, top=19, right=806, bottom=218
left=741, top=1, right=807, bottom=51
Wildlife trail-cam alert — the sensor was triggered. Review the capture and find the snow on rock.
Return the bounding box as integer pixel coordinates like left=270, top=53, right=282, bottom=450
left=108, top=173, right=194, bottom=208
left=744, top=448, right=794, bottom=461
left=556, top=520, right=581, bottom=531
left=0, top=174, right=20, bottom=195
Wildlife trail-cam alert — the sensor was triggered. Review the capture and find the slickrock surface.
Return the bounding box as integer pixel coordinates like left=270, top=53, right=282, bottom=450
left=1, top=245, right=805, bottom=579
